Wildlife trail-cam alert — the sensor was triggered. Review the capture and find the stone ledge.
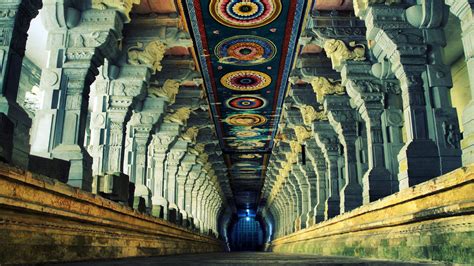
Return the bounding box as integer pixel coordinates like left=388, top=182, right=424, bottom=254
left=270, top=165, right=474, bottom=264
left=0, top=163, right=225, bottom=264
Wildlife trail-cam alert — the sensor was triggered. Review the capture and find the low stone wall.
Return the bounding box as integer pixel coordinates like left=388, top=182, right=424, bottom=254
left=0, top=163, right=225, bottom=265
left=270, top=165, right=474, bottom=264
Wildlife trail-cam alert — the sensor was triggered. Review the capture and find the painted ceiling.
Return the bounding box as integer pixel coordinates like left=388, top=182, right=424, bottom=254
left=184, top=0, right=309, bottom=210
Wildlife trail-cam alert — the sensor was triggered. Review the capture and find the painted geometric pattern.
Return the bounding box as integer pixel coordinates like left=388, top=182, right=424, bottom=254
left=209, top=0, right=282, bottom=29
left=185, top=0, right=307, bottom=208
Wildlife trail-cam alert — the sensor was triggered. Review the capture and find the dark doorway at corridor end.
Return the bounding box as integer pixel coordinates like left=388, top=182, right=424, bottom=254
left=228, top=211, right=265, bottom=251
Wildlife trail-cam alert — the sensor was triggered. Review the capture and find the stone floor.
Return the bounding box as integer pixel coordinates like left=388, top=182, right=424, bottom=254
left=52, top=252, right=439, bottom=265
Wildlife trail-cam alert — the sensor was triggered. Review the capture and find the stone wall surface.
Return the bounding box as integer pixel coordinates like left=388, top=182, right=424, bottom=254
left=0, top=163, right=226, bottom=265
left=270, top=165, right=474, bottom=264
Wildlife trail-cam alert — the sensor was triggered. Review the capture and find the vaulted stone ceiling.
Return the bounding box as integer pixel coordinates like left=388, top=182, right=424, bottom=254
left=124, top=0, right=357, bottom=212
left=182, top=0, right=311, bottom=211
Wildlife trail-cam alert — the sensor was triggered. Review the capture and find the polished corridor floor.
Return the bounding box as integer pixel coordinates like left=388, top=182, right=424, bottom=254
left=54, top=252, right=438, bottom=265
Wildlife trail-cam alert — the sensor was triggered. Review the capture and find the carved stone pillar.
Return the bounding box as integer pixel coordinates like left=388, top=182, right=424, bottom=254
left=312, top=120, right=342, bottom=219
left=148, top=122, right=178, bottom=219
left=0, top=0, right=41, bottom=167
left=325, top=95, right=363, bottom=213
left=360, top=6, right=442, bottom=188
left=177, top=153, right=195, bottom=227
left=343, top=62, right=396, bottom=203
left=305, top=143, right=327, bottom=224
left=124, top=97, right=165, bottom=212
left=31, top=9, right=124, bottom=191
left=88, top=64, right=148, bottom=203
left=292, top=166, right=310, bottom=229
left=165, top=140, right=187, bottom=224
left=184, top=164, right=201, bottom=228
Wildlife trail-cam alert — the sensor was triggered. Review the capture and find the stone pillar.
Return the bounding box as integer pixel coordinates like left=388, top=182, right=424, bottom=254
left=313, top=121, right=342, bottom=219
left=31, top=9, right=124, bottom=191
left=361, top=6, right=442, bottom=188
left=292, top=166, right=310, bottom=229
left=148, top=123, right=179, bottom=219
left=88, top=64, right=148, bottom=203
left=305, top=144, right=327, bottom=224
left=0, top=0, right=41, bottom=167
left=124, top=97, right=165, bottom=212
left=342, top=62, right=396, bottom=203
left=177, top=153, right=195, bottom=227
left=404, top=1, right=463, bottom=174
left=165, top=140, right=187, bottom=224
left=325, top=95, right=363, bottom=213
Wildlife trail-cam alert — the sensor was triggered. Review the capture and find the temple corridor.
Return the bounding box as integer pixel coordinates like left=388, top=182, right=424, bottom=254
left=0, top=0, right=473, bottom=265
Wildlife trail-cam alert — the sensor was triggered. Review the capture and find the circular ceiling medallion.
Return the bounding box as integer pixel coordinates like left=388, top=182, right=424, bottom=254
left=226, top=114, right=267, bottom=127
left=221, top=70, right=271, bottom=91
left=235, top=131, right=260, bottom=138
left=215, top=36, right=276, bottom=65
left=227, top=95, right=266, bottom=110
left=210, top=0, right=282, bottom=29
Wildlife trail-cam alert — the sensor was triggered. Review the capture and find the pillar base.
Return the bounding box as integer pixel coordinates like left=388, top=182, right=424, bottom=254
left=339, top=182, right=363, bottom=213
left=362, top=167, right=395, bottom=204
left=92, top=172, right=130, bottom=204
left=325, top=196, right=340, bottom=220
left=0, top=101, right=31, bottom=169
left=397, top=139, right=441, bottom=189
left=28, top=155, right=70, bottom=183
left=52, top=144, right=93, bottom=192
left=133, top=197, right=146, bottom=213
left=134, top=184, right=152, bottom=213
left=151, top=197, right=168, bottom=219
left=168, top=205, right=180, bottom=224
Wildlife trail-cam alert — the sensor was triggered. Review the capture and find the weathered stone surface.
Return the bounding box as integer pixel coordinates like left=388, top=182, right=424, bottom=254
left=270, top=165, right=474, bottom=264
left=0, top=163, right=225, bottom=265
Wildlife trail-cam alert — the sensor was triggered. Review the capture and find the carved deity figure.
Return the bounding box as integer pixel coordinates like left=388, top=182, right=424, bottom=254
left=148, top=80, right=180, bottom=104
left=128, top=41, right=166, bottom=74
left=92, top=0, right=140, bottom=22
left=164, top=107, right=193, bottom=125
left=311, top=77, right=346, bottom=103
left=181, top=126, right=199, bottom=143
left=299, top=105, right=328, bottom=126
left=323, top=39, right=366, bottom=68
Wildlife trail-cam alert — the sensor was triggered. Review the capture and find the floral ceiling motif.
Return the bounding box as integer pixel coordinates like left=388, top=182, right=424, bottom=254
left=209, top=0, right=282, bottom=29
left=185, top=0, right=307, bottom=209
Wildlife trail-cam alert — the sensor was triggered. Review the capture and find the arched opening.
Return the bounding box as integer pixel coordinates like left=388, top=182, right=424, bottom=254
left=228, top=210, right=265, bottom=251
left=443, top=12, right=472, bottom=133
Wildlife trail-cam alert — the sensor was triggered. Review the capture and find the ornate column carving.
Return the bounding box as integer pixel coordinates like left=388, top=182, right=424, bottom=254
left=361, top=5, right=442, bottom=188
left=342, top=61, right=397, bottom=203
left=148, top=122, right=179, bottom=218
left=176, top=153, right=196, bottom=227
left=324, top=95, right=363, bottom=213
left=312, top=121, right=342, bottom=219
left=165, top=140, right=187, bottom=224
left=124, top=99, right=165, bottom=214
left=305, top=141, right=327, bottom=224
left=88, top=63, right=148, bottom=203
left=30, top=9, right=124, bottom=191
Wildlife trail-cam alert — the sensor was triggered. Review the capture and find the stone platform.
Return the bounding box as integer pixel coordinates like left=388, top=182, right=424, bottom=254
left=0, top=163, right=225, bottom=265
left=270, top=165, right=474, bottom=264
